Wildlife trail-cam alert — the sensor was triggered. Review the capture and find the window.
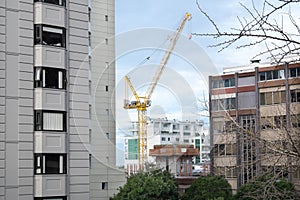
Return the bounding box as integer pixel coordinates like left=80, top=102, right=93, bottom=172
left=34, top=67, right=66, bottom=89
left=291, top=114, right=300, bottom=127
left=183, top=139, right=189, bottom=143
left=102, top=182, right=108, bottom=190
left=34, top=25, right=66, bottom=47
left=183, top=132, right=190, bottom=136
left=34, top=0, right=66, bottom=6
left=161, top=137, right=166, bottom=141
left=35, top=110, right=66, bottom=131
left=105, top=38, right=108, bottom=45
left=211, top=98, right=236, bottom=111
left=212, top=78, right=235, bottom=89
left=289, top=66, right=300, bottom=77
left=260, top=91, right=286, bottom=105
left=35, top=154, right=67, bottom=174
left=214, top=144, right=236, bottom=156
left=261, top=116, right=286, bottom=129
left=105, top=85, right=108, bottom=91
left=176, top=138, right=179, bottom=142
left=291, top=89, right=300, bottom=102
left=105, top=15, right=108, bottom=21
left=35, top=197, right=67, bottom=200
left=259, top=70, right=285, bottom=81
left=106, top=132, right=109, bottom=139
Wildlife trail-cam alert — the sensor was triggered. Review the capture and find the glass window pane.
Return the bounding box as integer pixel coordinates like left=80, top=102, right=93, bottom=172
left=43, top=112, right=63, bottom=131
left=266, top=71, right=272, bottom=80
left=259, top=72, right=266, bottom=81
left=273, top=92, right=280, bottom=104
left=279, top=70, right=285, bottom=79
left=219, top=80, right=224, bottom=88
left=281, top=91, right=286, bottom=103
left=45, top=155, right=60, bottom=174
left=290, top=68, right=296, bottom=77
left=260, top=93, right=265, bottom=105
left=224, top=79, right=229, bottom=87
left=297, top=90, right=300, bottom=102
left=273, top=70, right=279, bottom=79
left=291, top=90, right=296, bottom=102
left=266, top=92, right=272, bottom=105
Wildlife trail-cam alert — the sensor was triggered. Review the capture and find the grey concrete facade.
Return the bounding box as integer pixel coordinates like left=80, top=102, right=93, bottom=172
left=90, top=0, right=125, bottom=199
left=1, top=0, right=124, bottom=199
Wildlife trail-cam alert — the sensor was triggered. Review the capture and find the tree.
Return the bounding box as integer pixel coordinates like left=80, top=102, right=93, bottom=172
left=193, top=0, right=300, bottom=63
left=181, top=175, right=232, bottom=200
left=234, top=172, right=297, bottom=199
left=111, top=169, right=178, bottom=200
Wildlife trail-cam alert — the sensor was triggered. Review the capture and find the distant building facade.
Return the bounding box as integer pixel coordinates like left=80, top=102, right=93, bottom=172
left=209, top=60, right=300, bottom=192
left=124, top=118, right=208, bottom=174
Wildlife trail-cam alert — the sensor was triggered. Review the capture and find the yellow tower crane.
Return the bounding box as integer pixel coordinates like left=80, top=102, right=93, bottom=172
left=124, top=12, right=192, bottom=170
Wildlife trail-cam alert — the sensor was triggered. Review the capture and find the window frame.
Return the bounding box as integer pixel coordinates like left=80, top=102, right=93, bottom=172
left=34, top=153, right=67, bottom=175
left=34, top=110, right=66, bottom=132
left=34, top=67, right=67, bottom=89
left=34, top=24, right=66, bottom=47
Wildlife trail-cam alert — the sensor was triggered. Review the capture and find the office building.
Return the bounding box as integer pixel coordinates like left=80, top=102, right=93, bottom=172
left=209, top=60, right=300, bottom=192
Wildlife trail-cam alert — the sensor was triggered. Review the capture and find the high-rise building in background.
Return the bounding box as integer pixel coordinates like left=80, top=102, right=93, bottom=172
left=124, top=118, right=208, bottom=175
left=1, top=0, right=125, bottom=199
left=209, top=60, right=300, bottom=192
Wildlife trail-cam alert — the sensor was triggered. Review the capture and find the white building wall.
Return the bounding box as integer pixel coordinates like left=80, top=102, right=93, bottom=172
left=124, top=118, right=205, bottom=172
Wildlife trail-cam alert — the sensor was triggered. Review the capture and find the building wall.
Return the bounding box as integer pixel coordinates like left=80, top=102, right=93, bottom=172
left=68, top=0, right=91, bottom=199
left=90, top=0, right=125, bottom=199
left=1, top=0, right=123, bottom=199
left=2, top=0, right=35, bottom=199
left=124, top=119, right=206, bottom=174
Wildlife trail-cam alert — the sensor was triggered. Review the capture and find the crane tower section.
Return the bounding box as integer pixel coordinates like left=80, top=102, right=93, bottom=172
left=124, top=13, right=192, bottom=170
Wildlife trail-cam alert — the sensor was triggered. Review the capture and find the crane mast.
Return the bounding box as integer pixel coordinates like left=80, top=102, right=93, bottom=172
left=124, top=13, right=192, bottom=170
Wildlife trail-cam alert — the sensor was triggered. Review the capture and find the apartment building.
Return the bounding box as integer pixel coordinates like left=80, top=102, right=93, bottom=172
left=1, top=0, right=124, bottom=199
left=124, top=118, right=207, bottom=174
left=209, top=60, right=300, bottom=192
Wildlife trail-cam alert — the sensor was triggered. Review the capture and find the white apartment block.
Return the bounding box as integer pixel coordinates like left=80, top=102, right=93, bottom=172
left=1, top=0, right=124, bottom=199
left=124, top=118, right=209, bottom=174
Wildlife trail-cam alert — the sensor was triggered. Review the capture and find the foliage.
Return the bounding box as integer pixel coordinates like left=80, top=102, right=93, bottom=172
left=111, top=169, right=178, bottom=200
left=181, top=175, right=232, bottom=200
left=234, top=173, right=298, bottom=200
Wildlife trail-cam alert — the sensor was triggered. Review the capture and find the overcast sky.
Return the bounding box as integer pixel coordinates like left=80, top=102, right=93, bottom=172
left=113, top=0, right=299, bottom=165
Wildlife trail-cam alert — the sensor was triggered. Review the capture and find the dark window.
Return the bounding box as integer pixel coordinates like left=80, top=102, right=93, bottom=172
left=34, top=0, right=66, bottom=6
left=35, top=197, right=67, bottom=200
left=102, top=182, right=108, bottom=190
left=289, top=67, right=300, bottom=77
left=34, top=110, right=66, bottom=131
left=35, top=67, right=66, bottom=89
left=260, top=70, right=285, bottom=81
left=105, top=85, right=108, bottom=91
left=259, top=72, right=266, bottom=81
left=260, top=93, right=265, bottom=105
left=290, top=68, right=297, bottom=77
left=273, top=70, right=279, bottom=79
left=34, top=25, right=66, bottom=47
left=290, top=90, right=300, bottom=103
left=35, top=154, right=67, bottom=174
left=266, top=71, right=272, bottom=80
left=105, top=15, right=108, bottom=21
